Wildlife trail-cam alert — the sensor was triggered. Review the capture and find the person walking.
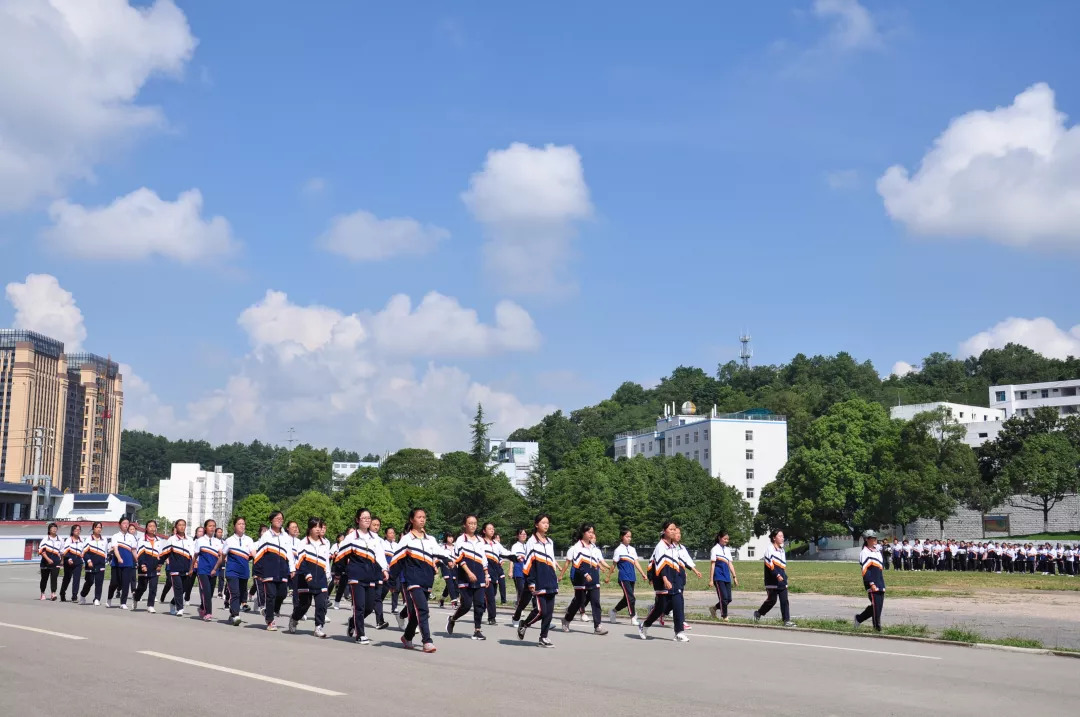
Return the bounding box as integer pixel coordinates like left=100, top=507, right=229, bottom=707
left=516, top=513, right=559, bottom=648
left=609, top=528, right=648, bottom=626
left=437, top=532, right=459, bottom=610
left=108, top=517, right=138, bottom=610
left=79, top=522, right=108, bottom=605
left=708, top=531, right=738, bottom=621
left=60, top=525, right=85, bottom=602
left=336, top=508, right=389, bottom=644
left=222, top=516, right=255, bottom=626
left=194, top=519, right=223, bottom=621
left=391, top=508, right=446, bottom=654
left=38, top=522, right=63, bottom=601
left=753, top=530, right=795, bottom=627
left=132, top=520, right=163, bottom=613
left=160, top=519, right=195, bottom=617
left=447, top=514, right=489, bottom=641
left=854, top=530, right=885, bottom=632
left=559, top=523, right=610, bottom=635
left=288, top=518, right=331, bottom=638
left=253, top=511, right=294, bottom=632
left=637, top=521, right=688, bottom=643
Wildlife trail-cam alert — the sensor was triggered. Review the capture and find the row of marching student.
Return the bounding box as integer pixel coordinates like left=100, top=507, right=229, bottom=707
left=37, top=512, right=841, bottom=651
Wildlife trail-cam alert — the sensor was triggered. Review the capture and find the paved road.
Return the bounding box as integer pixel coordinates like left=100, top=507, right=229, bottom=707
left=2, top=566, right=1078, bottom=717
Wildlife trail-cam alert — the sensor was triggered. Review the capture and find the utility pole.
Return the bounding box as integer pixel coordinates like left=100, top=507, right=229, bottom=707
left=285, top=427, right=298, bottom=449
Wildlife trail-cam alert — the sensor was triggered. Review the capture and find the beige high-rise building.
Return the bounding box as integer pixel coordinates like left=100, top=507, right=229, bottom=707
left=0, top=330, right=123, bottom=494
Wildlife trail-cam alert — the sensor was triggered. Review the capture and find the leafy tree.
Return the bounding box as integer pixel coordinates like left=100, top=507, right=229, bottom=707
left=341, top=479, right=403, bottom=534
left=544, top=439, right=618, bottom=546
left=1002, top=432, right=1080, bottom=533
left=522, top=455, right=550, bottom=514
left=233, top=493, right=274, bottom=533
left=381, top=449, right=439, bottom=486
left=330, top=448, right=360, bottom=462
left=262, top=445, right=333, bottom=503
left=360, top=453, right=381, bottom=463
left=470, top=402, right=493, bottom=464
left=285, top=490, right=345, bottom=537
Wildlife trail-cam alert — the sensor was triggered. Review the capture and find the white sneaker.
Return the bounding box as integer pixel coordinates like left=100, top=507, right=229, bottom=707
left=120, top=603, right=129, bottom=610
left=107, top=599, right=113, bottom=608
left=608, top=609, right=618, bottom=624
left=314, top=626, right=327, bottom=639
left=147, top=606, right=156, bottom=614
left=396, top=614, right=405, bottom=630
left=333, top=602, right=340, bottom=610
left=675, top=632, right=690, bottom=643
left=176, top=610, right=185, bottom=618
left=93, top=599, right=100, bottom=606
left=80, top=597, right=87, bottom=605
left=630, top=615, right=640, bottom=627
left=637, top=625, right=648, bottom=640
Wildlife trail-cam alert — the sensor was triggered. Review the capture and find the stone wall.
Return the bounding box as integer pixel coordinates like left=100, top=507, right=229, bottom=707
left=887, top=494, right=1080, bottom=540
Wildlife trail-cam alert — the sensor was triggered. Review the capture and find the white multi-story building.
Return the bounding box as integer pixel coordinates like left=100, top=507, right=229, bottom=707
left=486, top=438, right=539, bottom=494
left=990, top=379, right=1080, bottom=419
left=157, top=464, right=234, bottom=529
left=889, top=402, right=1006, bottom=447
left=331, top=461, right=380, bottom=491
left=613, top=403, right=787, bottom=560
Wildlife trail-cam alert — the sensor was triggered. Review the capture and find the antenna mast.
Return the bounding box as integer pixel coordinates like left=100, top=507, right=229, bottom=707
left=739, top=331, right=752, bottom=370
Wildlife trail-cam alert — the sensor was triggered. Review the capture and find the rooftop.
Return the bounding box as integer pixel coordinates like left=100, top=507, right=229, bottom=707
left=0, top=329, right=64, bottom=359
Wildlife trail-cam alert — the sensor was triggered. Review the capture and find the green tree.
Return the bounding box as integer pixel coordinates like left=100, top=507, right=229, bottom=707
left=341, top=479, right=403, bottom=533
left=1002, top=432, right=1080, bottom=533
left=470, top=403, right=493, bottom=464
left=233, top=493, right=275, bottom=533
left=285, top=490, right=345, bottom=537
left=381, top=449, right=439, bottom=486
left=262, top=445, right=333, bottom=503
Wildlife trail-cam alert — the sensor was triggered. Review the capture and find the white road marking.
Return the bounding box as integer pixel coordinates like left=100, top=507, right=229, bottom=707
left=692, top=633, right=942, bottom=660
left=0, top=622, right=87, bottom=640
left=138, top=651, right=346, bottom=696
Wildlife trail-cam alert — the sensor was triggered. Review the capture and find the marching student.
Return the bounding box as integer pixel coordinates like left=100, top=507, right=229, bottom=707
left=250, top=524, right=269, bottom=611
left=494, top=533, right=509, bottom=605
left=330, top=533, right=348, bottom=609
left=391, top=508, right=446, bottom=654
left=222, top=516, right=255, bottom=625
left=336, top=508, right=389, bottom=645
left=708, top=531, right=738, bottom=621
left=754, top=529, right=796, bottom=627
left=284, top=520, right=302, bottom=614
left=60, top=524, right=85, bottom=602
left=637, top=520, right=688, bottom=642
left=516, top=513, right=559, bottom=647
left=610, top=528, right=648, bottom=626
left=254, top=511, right=294, bottom=631
left=854, top=530, right=885, bottom=632
left=371, top=520, right=398, bottom=629
left=214, top=526, right=226, bottom=598
left=288, top=517, right=331, bottom=638
left=673, top=526, right=702, bottom=631
left=437, top=532, right=459, bottom=609
left=559, top=523, right=610, bottom=635
left=160, top=519, right=195, bottom=617
left=508, top=528, right=531, bottom=626
left=481, top=522, right=515, bottom=626
left=38, top=522, right=63, bottom=601
left=180, top=526, right=204, bottom=604
left=79, top=522, right=108, bottom=605
left=132, top=520, right=163, bottom=613
left=447, top=514, right=490, bottom=641
left=194, top=518, right=224, bottom=621
left=107, top=517, right=138, bottom=609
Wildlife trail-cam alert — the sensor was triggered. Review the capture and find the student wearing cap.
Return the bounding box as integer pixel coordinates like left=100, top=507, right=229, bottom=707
left=854, top=530, right=885, bottom=632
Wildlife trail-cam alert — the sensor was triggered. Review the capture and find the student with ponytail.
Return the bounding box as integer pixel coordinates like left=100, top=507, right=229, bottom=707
left=222, top=516, right=255, bottom=625
left=38, top=522, right=63, bottom=601
left=447, top=514, right=489, bottom=641
left=107, top=517, right=138, bottom=609
left=390, top=508, right=446, bottom=654
left=253, top=511, right=294, bottom=631
left=708, top=531, right=738, bottom=621
left=638, top=520, right=688, bottom=643
left=610, top=528, right=648, bottom=625
left=480, top=522, right=515, bottom=626
left=559, top=523, right=611, bottom=635
left=335, top=508, right=388, bottom=645
left=288, top=517, right=331, bottom=638
left=160, top=519, right=195, bottom=617
left=60, top=524, right=85, bottom=602
left=132, top=520, right=163, bottom=613
left=80, top=522, right=108, bottom=605
left=509, top=528, right=532, bottom=627
left=754, top=529, right=795, bottom=627
left=516, top=513, right=559, bottom=647
left=195, top=519, right=223, bottom=621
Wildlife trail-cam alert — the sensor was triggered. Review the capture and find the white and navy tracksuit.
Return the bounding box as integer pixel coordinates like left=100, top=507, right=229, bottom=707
left=509, top=539, right=531, bottom=622
left=38, top=535, right=64, bottom=594
left=132, top=535, right=163, bottom=608
left=484, top=539, right=514, bottom=622
left=709, top=543, right=734, bottom=618
left=254, top=529, right=294, bottom=626
left=757, top=544, right=790, bottom=622
left=390, top=531, right=448, bottom=646
left=564, top=540, right=604, bottom=629
left=334, top=529, right=387, bottom=641
left=195, top=534, right=224, bottom=617
left=80, top=537, right=109, bottom=601
left=60, top=536, right=86, bottom=600
left=223, top=533, right=255, bottom=618
left=450, top=534, right=490, bottom=632
left=612, top=544, right=640, bottom=618
left=109, top=530, right=138, bottom=605
left=642, top=540, right=684, bottom=634
left=520, top=535, right=559, bottom=639
left=292, top=537, right=331, bottom=629
left=330, top=542, right=349, bottom=604
left=374, top=538, right=398, bottom=625
left=160, top=535, right=195, bottom=613
left=439, top=542, right=460, bottom=605
left=855, top=545, right=885, bottom=630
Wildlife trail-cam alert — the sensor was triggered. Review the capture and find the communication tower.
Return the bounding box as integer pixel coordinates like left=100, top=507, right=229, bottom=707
left=739, top=332, right=753, bottom=370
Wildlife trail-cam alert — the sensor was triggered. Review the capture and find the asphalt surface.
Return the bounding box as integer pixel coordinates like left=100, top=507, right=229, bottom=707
left=2, top=565, right=1078, bottom=717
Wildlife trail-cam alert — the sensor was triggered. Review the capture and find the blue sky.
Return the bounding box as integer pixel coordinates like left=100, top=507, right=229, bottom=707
left=2, top=1, right=1079, bottom=453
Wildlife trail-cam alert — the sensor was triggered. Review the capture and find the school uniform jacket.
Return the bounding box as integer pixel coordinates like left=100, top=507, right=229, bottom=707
left=136, top=535, right=163, bottom=575
left=453, top=534, right=490, bottom=589
left=253, top=529, right=295, bottom=582
left=38, top=536, right=64, bottom=568
left=295, top=537, right=332, bottom=593
left=224, top=534, right=255, bottom=579
left=110, top=530, right=138, bottom=568
left=195, top=535, right=224, bottom=575
left=565, top=541, right=602, bottom=589
left=380, top=538, right=397, bottom=581
left=161, top=535, right=196, bottom=575
left=648, top=540, right=682, bottom=595
left=82, top=537, right=109, bottom=573
left=613, top=544, right=640, bottom=583
left=510, top=541, right=528, bottom=579
left=334, top=529, right=387, bottom=586
left=484, top=539, right=514, bottom=580
left=676, top=544, right=695, bottom=590
left=523, top=535, right=558, bottom=595
left=709, top=544, right=733, bottom=583
left=860, top=546, right=885, bottom=592
left=63, top=537, right=86, bottom=567
left=390, top=531, right=447, bottom=590
left=762, top=544, right=788, bottom=589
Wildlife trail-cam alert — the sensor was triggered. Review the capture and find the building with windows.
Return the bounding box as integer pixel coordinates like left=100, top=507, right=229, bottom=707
left=331, top=460, right=380, bottom=491
left=889, top=401, right=1006, bottom=447
left=990, top=379, right=1080, bottom=419
left=486, top=438, right=539, bottom=493
left=0, top=330, right=123, bottom=494
left=157, top=463, right=234, bottom=529
left=613, top=404, right=788, bottom=560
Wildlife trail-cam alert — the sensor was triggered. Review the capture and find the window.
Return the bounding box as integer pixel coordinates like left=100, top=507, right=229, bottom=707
left=694, top=450, right=699, bottom=461
left=703, top=429, right=709, bottom=440
left=666, top=437, right=672, bottom=450
left=746, top=449, right=754, bottom=460
left=1019, top=408, right=1029, bottom=416
left=704, top=448, right=709, bottom=459
left=978, top=433, right=988, bottom=439
left=676, top=435, right=681, bottom=446
left=746, top=469, right=755, bottom=482
left=995, top=391, right=1006, bottom=402
left=1018, top=391, right=1028, bottom=399
left=694, top=431, right=699, bottom=443
left=745, top=430, right=753, bottom=441
left=959, top=412, right=965, bottom=419
left=1041, top=389, right=1049, bottom=398
left=746, top=488, right=754, bottom=499
left=648, top=442, right=653, bottom=452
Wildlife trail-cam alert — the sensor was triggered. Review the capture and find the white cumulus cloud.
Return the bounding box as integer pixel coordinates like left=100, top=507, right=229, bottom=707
left=0, top=0, right=196, bottom=211
left=812, top=0, right=881, bottom=51
left=878, top=83, right=1080, bottom=248
left=960, top=317, right=1080, bottom=360
left=890, top=360, right=917, bottom=378
left=319, top=209, right=449, bottom=262
left=44, top=187, right=237, bottom=262
left=462, top=142, right=592, bottom=296
left=4, top=273, right=86, bottom=350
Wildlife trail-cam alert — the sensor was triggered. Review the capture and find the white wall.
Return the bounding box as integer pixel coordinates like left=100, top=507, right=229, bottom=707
left=890, top=402, right=1003, bottom=424
left=990, top=380, right=1080, bottom=419
left=157, top=463, right=234, bottom=528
